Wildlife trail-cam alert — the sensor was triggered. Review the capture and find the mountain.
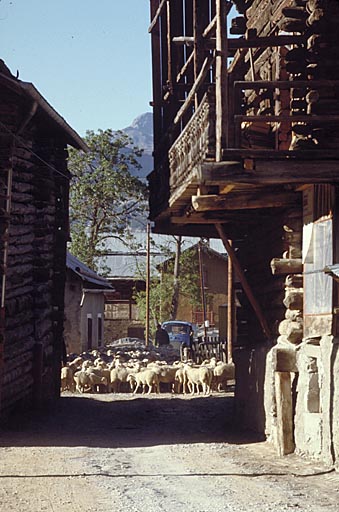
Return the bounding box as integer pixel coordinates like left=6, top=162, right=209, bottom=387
left=122, top=112, right=153, bottom=180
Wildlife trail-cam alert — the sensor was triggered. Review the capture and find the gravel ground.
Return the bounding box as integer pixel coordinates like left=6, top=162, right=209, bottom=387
left=0, top=391, right=339, bottom=512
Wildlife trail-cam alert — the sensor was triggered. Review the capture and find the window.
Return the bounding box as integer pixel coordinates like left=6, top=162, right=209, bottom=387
left=98, top=314, right=102, bottom=347
left=304, top=218, right=333, bottom=315
left=105, top=301, right=139, bottom=320
left=87, top=314, right=93, bottom=350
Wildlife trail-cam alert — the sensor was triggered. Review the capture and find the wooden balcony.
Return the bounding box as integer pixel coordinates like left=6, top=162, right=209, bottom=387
left=148, top=0, right=339, bottom=238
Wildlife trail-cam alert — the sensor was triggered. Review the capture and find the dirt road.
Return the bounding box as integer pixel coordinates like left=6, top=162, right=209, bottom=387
left=1, top=391, right=339, bottom=512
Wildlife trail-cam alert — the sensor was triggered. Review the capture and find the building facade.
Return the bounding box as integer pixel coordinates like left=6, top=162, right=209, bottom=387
left=148, top=0, right=339, bottom=466
left=0, top=60, right=87, bottom=419
left=64, top=252, right=113, bottom=355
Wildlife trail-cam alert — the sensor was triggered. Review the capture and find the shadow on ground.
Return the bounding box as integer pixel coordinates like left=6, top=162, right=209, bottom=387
left=0, top=393, right=264, bottom=449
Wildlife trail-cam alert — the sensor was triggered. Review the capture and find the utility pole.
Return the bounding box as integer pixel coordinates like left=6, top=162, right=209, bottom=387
left=198, top=241, right=208, bottom=341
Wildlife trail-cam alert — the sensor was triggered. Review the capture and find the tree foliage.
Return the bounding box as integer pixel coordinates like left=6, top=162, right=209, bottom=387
left=133, top=240, right=203, bottom=337
left=67, top=129, right=147, bottom=270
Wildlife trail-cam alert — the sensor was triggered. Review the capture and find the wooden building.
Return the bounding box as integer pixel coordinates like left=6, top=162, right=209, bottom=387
left=104, top=278, right=146, bottom=343
left=0, top=60, right=87, bottom=419
left=159, top=242, right=232, bottom=328
left=148, top=0, right=339, bottom=464
left=64, top=252, right=113, bottom=355
left=100, top=245, right=147, bottom=343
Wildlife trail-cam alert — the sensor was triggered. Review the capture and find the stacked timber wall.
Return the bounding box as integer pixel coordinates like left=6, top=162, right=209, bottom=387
left=234, top=0, right=339, bottom=458
left=0, top=88, right=69, bottom=418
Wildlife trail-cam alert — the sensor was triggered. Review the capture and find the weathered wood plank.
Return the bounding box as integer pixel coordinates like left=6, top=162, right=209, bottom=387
left=192, top=191, right=300, bottom=211
left=271, top=258, right=303, bottom=275
left=275, top=371, right=296, bottom=455
left=148, top=0, right=167, bottom=33
left=199, top=160, right=339, bottom=186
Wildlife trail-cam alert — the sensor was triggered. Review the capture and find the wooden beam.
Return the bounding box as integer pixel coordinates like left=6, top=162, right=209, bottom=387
left=229, top=34, right=305, bottom=50
left=199, top=160, right=339, bottom=186
left=192, top=191, right=300, bottom=211
left=172, top=34, right=304, bottom=51
left=172, top=36, right=194, bottom=46
left=166, top=0, right=172, bottom=88
left=215, top=0, right=229, bottom=159
left=227, top=239, right=234, bottom=363
left=221, top=148, right=339, bottom=160
left=271, top=258, right=303, bottom=275
left=176, top=51, right=194, bottom=83
left=170, top=211, right=266, bottom=224
left=220, top=184, right=235, bottom=194
left=148, top=0, right=167, bottom=33
left=173, top=54, right=214, bottom=125
left=275, top=372, right=295, bottom=455
left=234, top=79, right=339, bottom=92
left=215, top=224, right=272, bottom=340
left=202, top=14, right=217, bottom=38
left=234, top=114, right=339, bottom=124
left=150, top=0, right=163, bottom=152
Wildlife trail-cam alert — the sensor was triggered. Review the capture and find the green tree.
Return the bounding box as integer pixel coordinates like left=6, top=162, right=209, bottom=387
left=67, top=129, right=147, bottom=270
left=133, top=240, right=203, bottom=339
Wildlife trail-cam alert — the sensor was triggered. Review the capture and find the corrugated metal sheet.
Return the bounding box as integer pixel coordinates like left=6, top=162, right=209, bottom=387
left=324, top=264, right=339, bottom=279
left=66, top=252, right=113, bottom=289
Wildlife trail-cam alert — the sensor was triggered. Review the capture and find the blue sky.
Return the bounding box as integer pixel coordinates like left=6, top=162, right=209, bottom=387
left=0, top=0, right=152, bottom=136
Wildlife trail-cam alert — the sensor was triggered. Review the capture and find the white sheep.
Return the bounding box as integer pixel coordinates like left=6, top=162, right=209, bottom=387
left=110, top=366, right=129, bottom=393
left=183, top=364, right=213, bottom=395
left=155, top=365, right=178, bottom=392
left=174, top=366, right=186, bottom=394
left=213, top=362, right=235, bottom=392
left=60, top=365, right=76, bottom=392
left=127, top=369, right=160, bottom=395
left=73, top=370, right=108, bottom=393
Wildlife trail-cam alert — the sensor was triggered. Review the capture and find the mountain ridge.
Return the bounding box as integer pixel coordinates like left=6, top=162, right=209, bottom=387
left=122, top=112, right=153, bottom=179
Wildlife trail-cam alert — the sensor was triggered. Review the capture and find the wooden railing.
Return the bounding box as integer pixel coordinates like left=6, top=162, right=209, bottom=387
left=148, top=0, right=339, bottom=213
left=192, top=340, right=228, bottom=364
left=169, top=90, right=215, bottom=193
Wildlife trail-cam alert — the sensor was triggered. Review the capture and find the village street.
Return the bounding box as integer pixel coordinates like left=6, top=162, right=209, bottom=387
left=1, top=392, right=339, bottom=512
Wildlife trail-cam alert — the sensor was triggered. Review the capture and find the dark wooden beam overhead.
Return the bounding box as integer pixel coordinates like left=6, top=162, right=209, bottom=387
left=192, top=190, right=300, bottom=211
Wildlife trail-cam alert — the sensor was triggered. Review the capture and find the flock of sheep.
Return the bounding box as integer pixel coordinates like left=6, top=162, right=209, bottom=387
left=60, top=343, right=235, bottom=397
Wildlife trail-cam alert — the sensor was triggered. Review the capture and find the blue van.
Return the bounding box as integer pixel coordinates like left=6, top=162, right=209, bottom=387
left=162, top=321, right=194, bottom=352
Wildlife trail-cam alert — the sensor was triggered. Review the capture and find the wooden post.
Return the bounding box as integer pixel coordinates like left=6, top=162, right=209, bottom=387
left=166, top=0, right=172, bottom=91
left=275, top=372, right=295, bottom=455
left=216, top=223, right=272, bottom=340
left=149, top=0, right=163, bottom=153
left=193, top=0, right=206, bottom=108
left=227, top=239, right=234, bottom=363
left=0, top=163, right=13, bottom=413
left=145, top=222, right=151, bottom=346
left=198, top=242, right=208, bottom=341
left=215, top=0, right=230, bottom=160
